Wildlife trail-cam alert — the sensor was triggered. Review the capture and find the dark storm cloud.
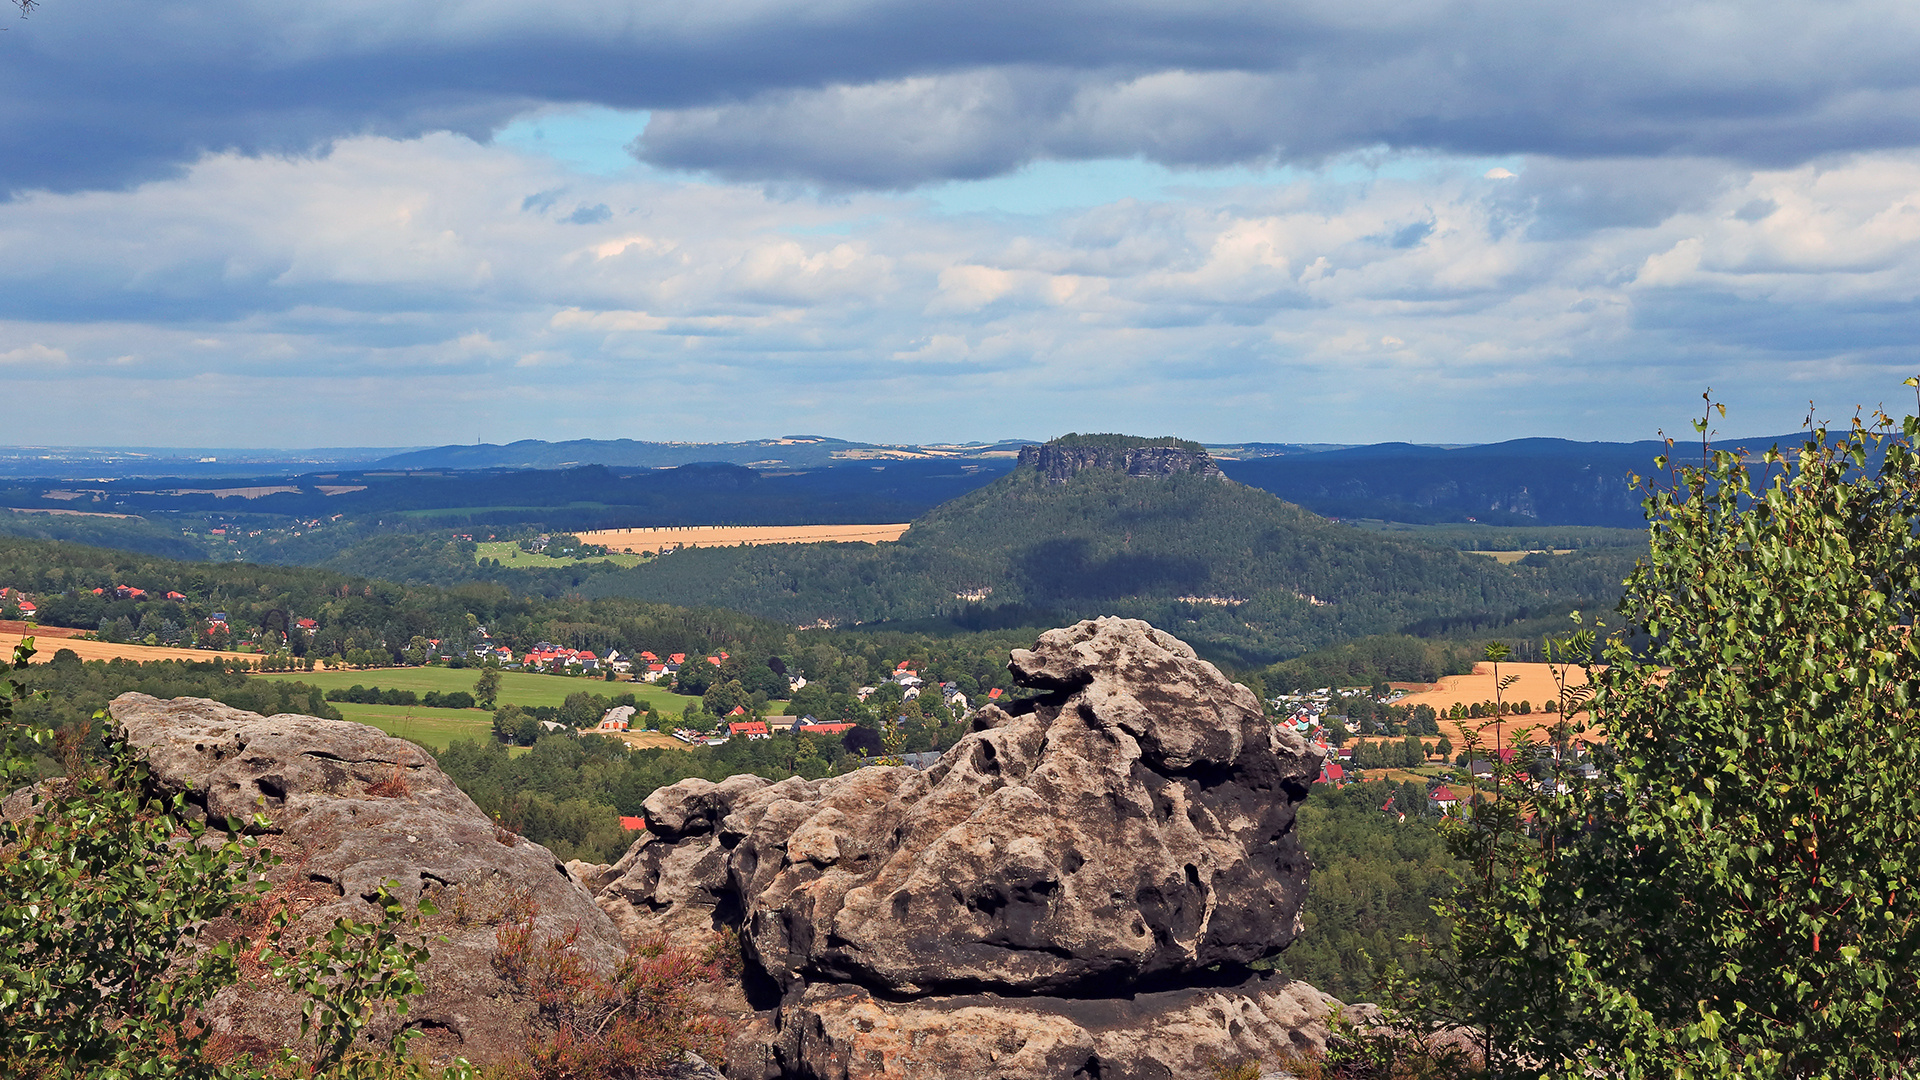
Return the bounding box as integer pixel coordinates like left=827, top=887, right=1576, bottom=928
left=5, top=0, right=1920, bottom=192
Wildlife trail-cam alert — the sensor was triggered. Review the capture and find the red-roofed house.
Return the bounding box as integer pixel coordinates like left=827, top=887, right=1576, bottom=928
left=669, top=653, right=686, bottom=664
left=619, top=816, right=647, bottom=831
left=987, top=688, right=1003, bottom=700
left=798, top=722, right=856, bottom=735
left=727, top=705, right=747, bottom=716
left=91, top=588, right=104, bottom=596
left=166, top=591, right=187, bottom=601
left=1316, top=760, right=1347, bottom=786
left=17, top=601, right=35, bottom=616
left=706, top=655, right=722, bottom=666
left=295, top=618, right=318, bottom=631
left=729, top=720, right=770, bottom=740
left=639, top=651, right=658, bottom=661
left=1430, top=785, right=1460, bottom=812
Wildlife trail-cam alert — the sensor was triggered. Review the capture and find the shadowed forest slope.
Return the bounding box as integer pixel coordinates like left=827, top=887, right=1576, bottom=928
left=584, top=463, right=1636, bottom=666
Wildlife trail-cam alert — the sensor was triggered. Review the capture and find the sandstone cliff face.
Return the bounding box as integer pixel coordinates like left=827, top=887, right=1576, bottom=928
left=592, top=617, right=1330, bottom=1080
left=1016, top=443, right=1226, bottom=484
left=107, top=694, right=626, bottom=1065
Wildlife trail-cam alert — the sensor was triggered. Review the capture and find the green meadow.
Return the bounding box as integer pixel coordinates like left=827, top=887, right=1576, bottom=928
left=316, top=701, right=495, bottom=751
left=254, top=663, right=788, bottom=735
left=473, top=540, right=647, bottom=569
left=256, top=665, right=674, bottom=708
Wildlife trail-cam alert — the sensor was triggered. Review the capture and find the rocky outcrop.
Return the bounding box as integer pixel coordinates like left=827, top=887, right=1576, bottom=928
left=1017, top=443, right=1226, bottom=484
left=107, top=693, right=626, bottom=1065
left=592, top=617, right=1328, bottom=1079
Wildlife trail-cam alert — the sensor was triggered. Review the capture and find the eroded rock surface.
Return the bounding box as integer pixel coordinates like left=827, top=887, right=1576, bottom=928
left=108, top=693, right=625, bottom=1065
left=593, top=617, right=1329, bottom=1079
left=1016, top=443, right=1226, bottom=484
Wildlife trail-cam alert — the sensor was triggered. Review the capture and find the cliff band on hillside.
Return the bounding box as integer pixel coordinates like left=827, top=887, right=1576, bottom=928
left=1016, top=443, right=1226, bottom=484
left=586, top=617, right=1333, bottom=1080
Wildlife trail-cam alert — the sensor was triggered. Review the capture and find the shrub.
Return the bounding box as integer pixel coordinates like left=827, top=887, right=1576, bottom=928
left=0, top=638, right=451, bottom=1079
left=491, top=906, right=731, bottom=1080
left=1414, top=400, right=1920, bottom=1078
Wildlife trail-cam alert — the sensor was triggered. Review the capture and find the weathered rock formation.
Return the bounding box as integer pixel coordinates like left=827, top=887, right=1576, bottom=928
left=1017, top=443, right=1226, bottom=484
left=591, top=617, right=1330, bottom=1079
left=106, top=694, right=627, bottom=1065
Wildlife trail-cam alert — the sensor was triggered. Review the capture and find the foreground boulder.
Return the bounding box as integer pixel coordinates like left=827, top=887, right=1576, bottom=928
left=593, top=617, right=1329, bottom=1079
left=108, top=693, right=626, bottom=1065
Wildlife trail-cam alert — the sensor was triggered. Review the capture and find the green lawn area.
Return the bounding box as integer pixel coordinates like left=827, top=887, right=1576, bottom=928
left=320, top=701, right=494, bottom=751
left=473, top=540, right=646, bottom=569
left=255, top=664, right=786, bottom=714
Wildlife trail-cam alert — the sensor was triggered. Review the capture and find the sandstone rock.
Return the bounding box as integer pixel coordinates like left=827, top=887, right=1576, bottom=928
left=108, top=693, right=625, bottom=1065
left=595, top=617, right=1328, bottom=1078
left=1016, top=443, right=1225, bottom=484
left=751, top=974, right=1337, bottom=1080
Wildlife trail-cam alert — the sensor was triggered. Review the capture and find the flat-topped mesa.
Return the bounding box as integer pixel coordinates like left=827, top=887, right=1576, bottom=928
left=1017, top=440, right=1225, bottom=484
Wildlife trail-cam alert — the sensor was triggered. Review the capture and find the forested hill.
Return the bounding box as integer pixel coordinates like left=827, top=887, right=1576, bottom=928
left=582, top=459, right=1637, bottom=666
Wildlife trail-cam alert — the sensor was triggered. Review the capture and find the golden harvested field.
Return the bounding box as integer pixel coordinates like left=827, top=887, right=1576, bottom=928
left=0, top=630, right=258, bottom=666
left=577, top=523, right=910, bottom=553
left=1466, top=548, right=1574, bottom=564
left=1396, top=662, right=1606, bottom=746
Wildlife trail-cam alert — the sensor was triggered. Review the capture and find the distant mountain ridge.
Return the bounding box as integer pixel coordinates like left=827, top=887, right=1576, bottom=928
left=0, top=430, right=1815, bottom=529
left=366, top=436, right=1038, bottom=472
left=1219, top=433, right=1807, bottom=527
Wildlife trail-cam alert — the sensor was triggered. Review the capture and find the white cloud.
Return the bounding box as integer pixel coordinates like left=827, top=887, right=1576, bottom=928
left=5, top=132, right=1920, bottom=444
left=0, top=344, right=68, bottom=366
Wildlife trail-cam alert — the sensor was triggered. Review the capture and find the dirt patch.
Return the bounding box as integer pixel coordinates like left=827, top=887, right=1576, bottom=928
left=609, top=731, right=691, bottom=751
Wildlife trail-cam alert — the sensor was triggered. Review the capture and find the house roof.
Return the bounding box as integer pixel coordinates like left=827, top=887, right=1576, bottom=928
left=1431, top=785, right=1458, bottom=802
left=619, top=816, right=647, bottom=831
left=798, top=722, right=856, bottom=734
left=729, top=721, right=769, bottom=735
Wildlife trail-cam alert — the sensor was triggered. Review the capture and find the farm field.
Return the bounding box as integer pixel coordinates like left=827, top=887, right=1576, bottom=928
left=474, top=540, right=645, bottom=569
left=1395, top=661, right=1605, bottom=747
left=321, top=702, right=494, bottom=751
left=576, top=523, right=910, bottom=553
left=0, top=630, right=258, bottom=666
left=1466, top=548, right=1575, bottom=564
left=254, top=665, right=789, bottom=715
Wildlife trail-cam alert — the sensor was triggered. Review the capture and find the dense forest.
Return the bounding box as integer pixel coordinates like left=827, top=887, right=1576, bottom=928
left=1276, top=780, right=1460, bottom=1000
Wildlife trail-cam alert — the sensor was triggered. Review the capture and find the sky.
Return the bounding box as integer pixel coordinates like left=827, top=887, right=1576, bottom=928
left=3, top=0, right=1919, bottom=448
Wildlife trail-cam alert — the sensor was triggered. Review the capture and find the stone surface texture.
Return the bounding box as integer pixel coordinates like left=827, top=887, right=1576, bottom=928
left=108, top=693, right=625, bottom=1065
left=1016, top=443, right=1226, bottom=484
left=592, top=617, right=1329, bottom=1079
